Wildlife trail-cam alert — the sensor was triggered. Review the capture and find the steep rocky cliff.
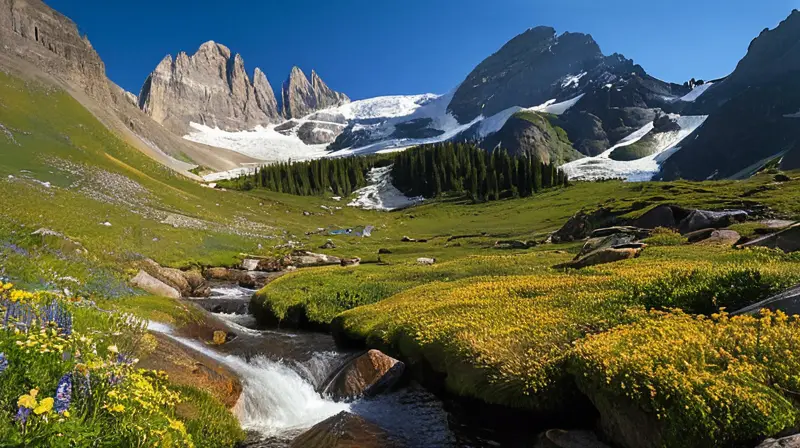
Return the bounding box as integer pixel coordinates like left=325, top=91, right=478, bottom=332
left=137, top=41, right=281, bottom=135
left=281, top=66, right=350, bottom=119
left=0, top=0, right=110, bottom=102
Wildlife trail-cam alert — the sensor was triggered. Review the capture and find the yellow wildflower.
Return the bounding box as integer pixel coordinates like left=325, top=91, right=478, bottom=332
left=18, top=389, right=38, bottom=409
left=34, top=397, right=54, bottom=415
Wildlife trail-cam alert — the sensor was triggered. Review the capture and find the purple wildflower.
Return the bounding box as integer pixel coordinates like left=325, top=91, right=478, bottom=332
left=15, top=406, right=30, bottom=425
left=54, top=373, right=72, bottom=414
left=0, top=352, right=7, bottom=373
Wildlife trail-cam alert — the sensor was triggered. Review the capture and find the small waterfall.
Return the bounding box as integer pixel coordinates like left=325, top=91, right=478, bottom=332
left=148, top=322, right=348, bottom=438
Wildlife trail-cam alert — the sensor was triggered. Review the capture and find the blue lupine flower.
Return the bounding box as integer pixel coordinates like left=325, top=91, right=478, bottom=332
left=0, top=353, right=7, bottom=374
left=15, top=406, right=30, bottom=425
left=54, top=373, right=72, bottom=414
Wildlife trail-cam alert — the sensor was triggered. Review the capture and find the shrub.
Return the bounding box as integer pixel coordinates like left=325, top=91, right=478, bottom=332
left=571, top=310, right=800, bottom=447
left=643, top=227, right=686, bottom=246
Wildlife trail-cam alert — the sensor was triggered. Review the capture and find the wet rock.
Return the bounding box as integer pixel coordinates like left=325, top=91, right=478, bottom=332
left=130, top=270, right=180, bottom=299
left=340, top=257, right=361, bottom=267
left=535, top=429, right=611, bottom=448
left=139, top=333, right=242, bottom=408
left=204, top=267, right=234, bottom=281
left=633, top=205, right=691, bottom=230
left=580, top=386, right=665, bottom=448
left=756, top=433, right=800, bottom=448
left=320, top=239, right=337, bottom=249
left=740, top=224, right=800, bottom=253
left=556, top=244, right=646, bottom=270
left=323, top=350, right=405, bottom=401
left=238, top=271, right=272, bottom=289
left=181, top=270, right=210, bottom=297
left=417, top=257, right=436, bottom=266
left=256, top=258, right=284, bottom=272
left=289, top=411, right=399, bottom=448
left=678, top=209, right=748, bottom=234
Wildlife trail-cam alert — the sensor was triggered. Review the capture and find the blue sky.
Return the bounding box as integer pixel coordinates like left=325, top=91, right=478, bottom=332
left=47, top=0, right=798, bottom=100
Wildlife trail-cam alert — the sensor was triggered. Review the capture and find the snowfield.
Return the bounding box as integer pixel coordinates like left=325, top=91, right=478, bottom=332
left=185, top=123, right=329, bottom=162
left=784, top=109, right=800, bottom=118
left=335, top=94, right=440, bottom=120
left=347, top=166, right=423, bottom=211
left=561, top=115, right=708, bottom=182
left=679, top=83, right=714, bottom=102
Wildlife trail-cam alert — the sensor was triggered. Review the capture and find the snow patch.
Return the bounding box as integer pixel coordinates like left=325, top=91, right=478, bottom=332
left=333, top=94, right=439, bottom=120
left=679, top=83, right=713, bottom=102
left=528, top=94, right=585, bottom=115
left=561, top=115, right=708, bottom=182
left=184, top=123, right=329, bottom=163
left=348, top=166, right=423, bottom=211
left=561, top=72, right=587, bottom=89
left=784, top=109, right=800, bottom=118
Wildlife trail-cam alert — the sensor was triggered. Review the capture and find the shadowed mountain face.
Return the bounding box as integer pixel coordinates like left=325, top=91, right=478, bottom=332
left=660, top=10, right=800, bottom=180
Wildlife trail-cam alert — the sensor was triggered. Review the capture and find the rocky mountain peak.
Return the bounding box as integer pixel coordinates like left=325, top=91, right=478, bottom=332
left=281, top=66, right=349, bottom=119
left=137, top=40, right=281, bottom=134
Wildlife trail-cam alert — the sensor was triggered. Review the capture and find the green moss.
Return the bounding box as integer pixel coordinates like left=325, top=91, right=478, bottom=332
left=172, top=385, right=245, bottom=448
left=609, top=134, right=658, bottom=161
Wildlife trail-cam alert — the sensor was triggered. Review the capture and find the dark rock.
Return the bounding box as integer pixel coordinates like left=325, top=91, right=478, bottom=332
left=633, top=205, right=691, bottom=230
left=678, top=209, right=748, bottom=234
left=579, top=387, right=665, bottom=448
left=552, top=211, right=593, bottom=243
left=652, top=112, right=681, bottom=133
left=378, top=248, right=392, bottom=255
left=740, top=224, right=800, bottom=253
left=535, top=429, right=611, bottom=448
left=323, top=350, right=405, bottom=401
left=494, top=240, right=529, bottom=249
left=732, top=284, right=800, bottom=316
left=556, top=244, right=646, bottom=270
left=340, top=257, right=361, bottom=267
left=684, top=228, right=715, bottom=243
left=237, top=271, right=272, bottom=289
left=297, top=121, right=346, bottom=145
left=591, top=226, right=652, bottom=239
left=320, top=239, right=337, bottom=249
left=774, top=173, right=792, bottom=183
left=289, top=411, right=399, bottom=448
left=390, top=118, right=444, bottom=140
left=256, top=258, right=284, bottom=272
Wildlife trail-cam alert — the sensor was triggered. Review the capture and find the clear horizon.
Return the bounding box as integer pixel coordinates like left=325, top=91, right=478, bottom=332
left=47, top=0, right=799, bottom=101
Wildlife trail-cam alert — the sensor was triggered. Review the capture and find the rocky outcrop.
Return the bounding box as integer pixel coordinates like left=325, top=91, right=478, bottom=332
left=732, top=284, right=800, bottom=317
left=481, top=111, right=584, bottom=164
left=678, top=209, right=748, bottom=234
left=281, top=67, right=350, bottom=119
left=556, top=244, right=646, bottom=270
left=0, top=0, right=110, bottom=102
left=289, top=411, right=399, bottom=448
left=138, top=41, right=282, bottom=134
left=694, top=229, right=742, bottom=246
left=130, top=270, right=181, bottom=299
left=661, top=10, right=800, bottom=180
left=137, top=259, right=211, bottom=297
left=756, top=434, right=800, bottom=448
left=322, top=350, right=405, bottom=401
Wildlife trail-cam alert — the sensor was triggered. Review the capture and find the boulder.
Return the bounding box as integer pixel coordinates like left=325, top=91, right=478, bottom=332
left=320, top=239, right=337, bottom=249
left=551, top=211, right=592, bottom=243
left=556, top=244, right=646, bottom=270
left=140, top=259, right=191, bottom=297
left=494, top=240, right=529, bottom=249
left=323, top=350, right=405, bottom=401
left=591, top=226, right=651, bottom=240
left=378, top=248, right=393, bottom=255
left=340, top=257, right=361, bottom=267
left=238, top=271, right=273, bottom=289
left=756, top=434, right=800, bottom=448
left=287, top=251, right=342, bottom=268
left=740, top=224, right=800, bottom=253
left=633, top=205, right=691, bottom=230
left=204, top=267, right=236, bottom=281
left=535, top=429, right=611, bottom=448
left=130, top=271, right=181, bottom=299
left=695, top=230, right=742, bottom=246
left=256, top=258, right=284, bottom=272
left=289, top=411, right=398, bottom=448
left=678, top=209, right=748, bottom=234
left=181, top=270, right=210, bottom=297
left=774, top=173, right=792, bottom=183
left=241, top=259, right=260, bottom=271
left=684, top=228, right=715, bottom=243
left=576, top=233, right=637, bottom=259
left=417, top=258, right=436, bottom=266
left=732, top=284, right=800, bottom=316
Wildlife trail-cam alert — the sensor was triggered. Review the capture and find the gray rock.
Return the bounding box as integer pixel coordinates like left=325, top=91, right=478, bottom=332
left=297, top=121, right=346, bottom=145
left=740, top=224, right=800, bottom=253
left=287, top=251, right=341, bottom=268
left=577, top=233, right=637, bottom=259
left=137, top=41, right=281, bottom=134
left=678, top=209, right=748, bottom=234
left=322, top=350, right=405, bottom=401
left=756, top=434, right=800, bottom=448
left=281, top=67, right=349, bottom=119
left=732, top=284, right=800, bottom=316
left=417, top=257, right=436, bottom=266
left=131, top=271, right=180, bottom=299
left=591, top=227, right=652, bottom=239
left=695, top=229, right=742, bottom=246
left=241, top=259, right=260, bottom=271
left=556, top=244, right=646, bottom=270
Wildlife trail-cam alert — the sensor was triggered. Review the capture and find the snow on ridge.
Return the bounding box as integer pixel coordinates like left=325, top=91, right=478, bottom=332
left=679, top=83, right=714, bottom=102
left=561, top=115, right=708, bottom=182
left=333, top=94, right=440, bottom=120
left=347, top=165, right=423, bottom=211
left=561, top=72, right=587, bottom=89
left=528, top=94, right=585, bottom=115
left=784, top=109, right=800, bottom=118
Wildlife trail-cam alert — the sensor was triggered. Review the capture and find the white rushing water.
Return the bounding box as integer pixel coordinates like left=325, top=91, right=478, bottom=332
left=147, top=322, right=348, bottom=437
